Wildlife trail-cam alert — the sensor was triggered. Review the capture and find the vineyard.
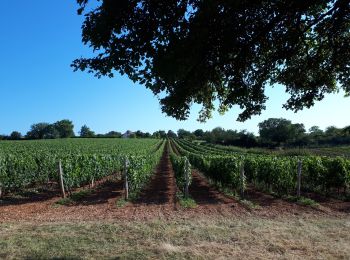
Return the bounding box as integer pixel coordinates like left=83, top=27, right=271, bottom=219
left=0, top=138, right=164, bottom=199
left=171, top=139, right=350, bottom=198
left=0, top=138, right=350, bottom=212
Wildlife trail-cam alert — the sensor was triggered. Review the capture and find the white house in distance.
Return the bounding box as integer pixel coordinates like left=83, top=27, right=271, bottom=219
left=122, top=130, right=134, bottom=138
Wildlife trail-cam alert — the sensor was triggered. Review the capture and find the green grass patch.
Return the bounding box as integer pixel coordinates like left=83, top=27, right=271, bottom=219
left=70, top=189, right=93, bottom=201
left=176, top=192, right=197, bottom=208
left=55, top=189, right=94, bottom=206
left=285, top=196, right=319, bottom=208
left=115, top=198, right=128, bottom=208
left=179, top=197, right=197, bottom=208
left=55, top=197, right=74, bottom=206
left=239, top=199, right=261, bottom=209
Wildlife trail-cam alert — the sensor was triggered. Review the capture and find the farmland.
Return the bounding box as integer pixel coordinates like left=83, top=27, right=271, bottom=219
left=0, top=138, right=164, bottom=199
left=1, top=137, right=350, bottom=214
left=172, top=139, right=350, bottom=199
left=1, top=138, right=350, bottom=259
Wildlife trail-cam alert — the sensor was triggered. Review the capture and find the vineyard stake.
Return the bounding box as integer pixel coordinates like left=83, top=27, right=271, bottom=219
left=58, top=160, right=66, bottom=198
left=297, top=160, right=302, bottom=198
left=184, top=157, right=190, bottom=198
left=124, top=157, right=129, bottom=200
left=240, top=162, right=245, bottom=199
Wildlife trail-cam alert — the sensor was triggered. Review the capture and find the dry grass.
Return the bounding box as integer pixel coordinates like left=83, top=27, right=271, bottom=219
left=0, top=216, right=349, bottom=259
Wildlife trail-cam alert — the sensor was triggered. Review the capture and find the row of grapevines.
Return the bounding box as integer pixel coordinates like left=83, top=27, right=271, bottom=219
left=173, top=139, right=350, bottom=196
left=172, top=139, right=242, bottom=191
left=126, top=140, right=166, bottom=199
left=168, top=140, right=192, bottom=195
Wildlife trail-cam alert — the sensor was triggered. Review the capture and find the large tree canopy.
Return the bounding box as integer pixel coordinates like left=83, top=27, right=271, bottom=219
left=73, top=0, right=350, bottom=121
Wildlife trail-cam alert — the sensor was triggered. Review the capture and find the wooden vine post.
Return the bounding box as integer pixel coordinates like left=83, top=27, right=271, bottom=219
left=58, top=160, right=66, bottom=198
left=297, top=160, right=302, bottom=198
left=90, top=165, right=95, bottom=188
left=240, top=161, right=245, bottom=199
left=90, top=177, right=95, bottom=188
left=124, top=157, right=129, bottom=200
left=184, top=157, right=190, bottom=198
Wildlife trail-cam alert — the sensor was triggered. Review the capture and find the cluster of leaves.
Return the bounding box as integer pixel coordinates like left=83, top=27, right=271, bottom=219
left=74, top=0, right=350, bottom=122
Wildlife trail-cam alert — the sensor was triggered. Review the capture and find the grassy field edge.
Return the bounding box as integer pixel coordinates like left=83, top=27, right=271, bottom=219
left=1, top=216, right=349, bottom=259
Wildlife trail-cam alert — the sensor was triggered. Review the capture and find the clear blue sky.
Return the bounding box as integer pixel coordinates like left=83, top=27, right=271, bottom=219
left=0, top=0, right=349, bottom=136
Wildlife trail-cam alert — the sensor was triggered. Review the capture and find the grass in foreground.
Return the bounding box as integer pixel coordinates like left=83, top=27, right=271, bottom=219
left=176, top=192, right=197, bottom=208
left=179, top=197, right=197, bottom=208
left=0, top=217, right=349, bottom=259
left=55, top=190, right=94, bottom=206
left=115, top=198, right=128, bottom=208
left=285, top=196, right=320, bottom=208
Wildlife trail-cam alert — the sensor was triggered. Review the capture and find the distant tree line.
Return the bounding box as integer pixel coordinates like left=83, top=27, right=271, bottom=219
left=0, top=120, right=173, bottom=140
left=176, top=118, right=350, bottom=148
left=0, top=120, right=75, bottom=140
left=1, top=118, right=349, bottom=148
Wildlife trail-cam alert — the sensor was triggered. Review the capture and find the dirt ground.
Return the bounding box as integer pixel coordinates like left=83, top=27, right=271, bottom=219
left=0, top=145, right=349, bottom=223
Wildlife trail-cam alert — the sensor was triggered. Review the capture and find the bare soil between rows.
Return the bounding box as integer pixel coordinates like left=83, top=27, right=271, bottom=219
left=0, top=145, right=349, bottom=223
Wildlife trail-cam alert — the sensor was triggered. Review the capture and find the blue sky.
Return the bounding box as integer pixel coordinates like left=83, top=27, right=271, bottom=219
left=0, top=1, right=349, bottom=136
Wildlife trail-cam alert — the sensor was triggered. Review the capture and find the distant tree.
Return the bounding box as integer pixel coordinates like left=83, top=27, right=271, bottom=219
left=135, top=130, right=146, bottom=138
left=105, top=131, right=121, bottom=138
left=193, top=129, right=204, bottom=139
left=151, top=130, right=167, bottom=139
left=309, top=126, right=324, bottom=135
left=158, top=130, right=167, bottom=138
left=258, top=118, right=296, bottom=146
left=129, top=133, right=137, bottom=138
left=177, top=129, right=193, bottom=139
left=43, top=125, right=60, bottom=139
left=79, top=125, right=95, bottom=138
left=289, top=123, right=306, bottom=146
left=10, top=131, right=22, bottom=140
left=343, top=126, right=350, bottom=135
left=26, top=123, right=51, bottom=139
left=210, top=127, right=227, bottom=144
left=203, top=130, right=215, bottom=143
left=53, top=120, right=75, bottom=138
left=325, top=126, right=340, bottom=136
left=167, top=130, right=177, bottom=138
left=324, top=126, right=344, bottom=145
left=152, top=131, right=160, bottom=139
left=236, top=130, right=258, bottom=148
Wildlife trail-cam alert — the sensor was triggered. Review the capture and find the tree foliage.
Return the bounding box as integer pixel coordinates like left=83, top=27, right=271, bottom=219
left=10, top=131, right=22, bottom=140
left=53, top=120, right=75, bottom=138
left=258, top=118, right=306, bottom=146
left=26, top=123, right=51, bottom=139
left=26, top=121, right=75, bottom=139
left=79, top=125, right=95, bottom=138
left=73, top=0, right=350, bottom=122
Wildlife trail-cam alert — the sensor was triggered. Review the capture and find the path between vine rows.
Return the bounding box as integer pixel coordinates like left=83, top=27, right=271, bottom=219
left=0, top=144, right=349, bottom=223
